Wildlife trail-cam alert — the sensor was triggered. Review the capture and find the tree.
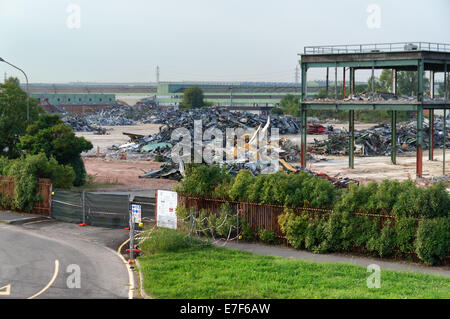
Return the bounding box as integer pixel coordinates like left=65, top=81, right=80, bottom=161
left=437, top=77, right=450, bottom=97
left=367, top=75, right=385, bottom=92
left=179, top=86, right=208, bottom=109
left=19, top=114, right=93, bottom=186
left=396, top=71, right=429, bottom=96
left=0, top=77, right=43, bottom=158
left=378, top=69, right=393, bottom=92
left=279, top=94, right=300, bottom=116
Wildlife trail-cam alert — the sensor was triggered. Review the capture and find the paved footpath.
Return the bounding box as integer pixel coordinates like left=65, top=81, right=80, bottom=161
left=219, top=241, right=450, bottom=278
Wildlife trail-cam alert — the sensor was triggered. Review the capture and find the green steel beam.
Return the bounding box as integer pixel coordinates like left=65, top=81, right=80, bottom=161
left=423, top=59, right=450, bottom=64
left=301, top=103, right=420, bottom=111
left=303, top=59, right=420, bottom=69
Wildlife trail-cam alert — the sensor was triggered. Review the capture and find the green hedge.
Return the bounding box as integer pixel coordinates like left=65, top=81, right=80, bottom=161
left=176, top=165, right=338, bottom=208
left=278, top=209, right=449, bottom=265
left=176, top=164, right=450, bottom=265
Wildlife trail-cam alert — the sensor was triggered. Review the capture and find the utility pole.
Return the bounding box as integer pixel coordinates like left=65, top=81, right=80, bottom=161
left=295, top=65, right=299, bottom=84
left=156, top=66, right=160, bottom=85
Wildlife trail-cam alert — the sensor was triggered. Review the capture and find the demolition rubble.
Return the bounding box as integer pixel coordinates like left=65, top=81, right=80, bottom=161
left=73, top=104, right=448, bottom=187
left=311, top=118, right=449, bottom=156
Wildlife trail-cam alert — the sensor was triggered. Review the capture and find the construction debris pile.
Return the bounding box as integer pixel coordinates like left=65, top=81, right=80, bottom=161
left=311, top=118, right=449, bottom=156
left=103, top=108, right=300, bottom=160
left=62, top=105, right=147, bottom=131
left=306, top=92, right=420, bottom=103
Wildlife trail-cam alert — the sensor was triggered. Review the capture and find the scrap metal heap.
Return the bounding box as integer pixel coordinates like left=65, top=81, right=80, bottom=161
left=311, top=117, right=449, bottom=156
left=98, top=107, right=301, bottom=161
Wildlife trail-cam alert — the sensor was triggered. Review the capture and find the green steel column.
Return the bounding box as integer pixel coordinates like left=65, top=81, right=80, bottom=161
left=349, top=67, right=355, bottom=169
left=416, top=60, right=424, bottom=178
left=429, top=70, right=435, bottom=161
left=417, top=106, right=424, bottom=177
left=334, top=64, right=337, bottom=100
left=391, top=69, right=397, bottom=165
left=444, top=63, right=448, bottom=176
left=391, top=110, right=397, bottom=164
left=349, top=110, right=354, bottom=169
left=429, top=109, right=434, bottom=160
left=301, top=63, right=307, bottom=169
left=301, top=108, right=307, bottom=169
left=444, top=108, right=447, bottom=176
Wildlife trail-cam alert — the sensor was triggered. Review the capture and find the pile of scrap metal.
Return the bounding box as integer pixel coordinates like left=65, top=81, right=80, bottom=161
left=139, top=162, right=182, bottom=180
left=138, top=118, right=358, bottom=188
left=104, top=109, right=301, bottom=160
left=62, top=114, right=98, bottom=132
left=311, top=118, right=449, bottom=156
left=305, top=92, right=418, bottom=103
left=142, top=108, right=301, bottom=134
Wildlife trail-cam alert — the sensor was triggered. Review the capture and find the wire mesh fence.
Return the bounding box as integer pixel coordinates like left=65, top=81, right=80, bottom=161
left=51, top=189, right=155, bottom=228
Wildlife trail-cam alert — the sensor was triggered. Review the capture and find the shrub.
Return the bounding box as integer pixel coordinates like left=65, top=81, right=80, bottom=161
left=278, top=209, right=309, bottom=249
left=175, top=164, right=231, bottom=198
left=140, top=228, right=205, bottom=254
left=241, top=219, right=256, bottom=241
left=376, top=220, right=396, bottom=258
left=68, top=156, right=87, bottom=187
left=395, top=217, right=417, bottom=257
left=1, top=154, right=74, bottom=211
left=214, top=203, right=237, bottom=238
left=415, top=217, right=450, bottom=265
left=304, top=217, right=328, bottom=253
left=259, top=229, right=276, bottom=244
left=228, top=170, right=253, bottom=201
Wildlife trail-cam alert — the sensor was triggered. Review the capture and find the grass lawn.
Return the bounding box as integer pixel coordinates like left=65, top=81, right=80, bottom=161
left=138, top=245, right=450, bottom=299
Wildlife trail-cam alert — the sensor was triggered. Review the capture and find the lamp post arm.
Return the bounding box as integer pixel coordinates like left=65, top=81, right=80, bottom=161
left=2, top=60, right=30, bottom=122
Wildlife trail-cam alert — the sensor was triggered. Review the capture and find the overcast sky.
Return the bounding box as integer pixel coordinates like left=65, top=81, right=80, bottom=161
left=1, top=0, right=449, bottom=83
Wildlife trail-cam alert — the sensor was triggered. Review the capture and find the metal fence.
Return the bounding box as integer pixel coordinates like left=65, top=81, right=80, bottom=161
left=178, top=196, right=414, bottom=239
left=304, top=42, right=450, bottom=55
left=51, top=189, right=155, bottom=228
left=179, top=196, right=336, bottom=239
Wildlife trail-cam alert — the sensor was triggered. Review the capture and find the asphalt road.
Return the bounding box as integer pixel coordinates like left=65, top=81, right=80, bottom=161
left=0, top=221, right=131, bottom=299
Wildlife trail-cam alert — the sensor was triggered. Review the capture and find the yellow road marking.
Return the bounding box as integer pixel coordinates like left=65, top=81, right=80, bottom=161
left=117, top=237, right=134, bottom=299
left=0, top=284, right=11, bottom=296
left=27, top=260, right=59, bottom=299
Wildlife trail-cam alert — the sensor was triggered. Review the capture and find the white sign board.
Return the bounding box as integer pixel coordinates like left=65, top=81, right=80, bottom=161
left=156, top=190, right=178, bottom=230
left=131, top=204, right=142, bottom=224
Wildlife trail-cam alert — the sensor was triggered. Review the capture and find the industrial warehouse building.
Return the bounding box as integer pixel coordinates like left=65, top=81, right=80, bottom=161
left=30, top=93, right=116, bottom=113
left=154, top=82, right=304, bottom=110
left=28, top=82, right=312, bottom=112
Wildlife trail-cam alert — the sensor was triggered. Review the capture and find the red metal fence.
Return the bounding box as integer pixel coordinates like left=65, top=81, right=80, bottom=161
left=0, top=176, right=52, bottom=216
left=179, top=196, right=335, bottom=238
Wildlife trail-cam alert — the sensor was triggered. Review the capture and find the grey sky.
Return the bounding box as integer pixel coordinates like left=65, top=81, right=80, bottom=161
left=1, top=0, right=449, bottom=83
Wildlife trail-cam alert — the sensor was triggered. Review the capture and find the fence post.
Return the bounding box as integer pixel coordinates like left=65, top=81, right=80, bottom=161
left=82, top=191, right=86, bottom=225
left=236, top=209, right=239, bottom=243
left=189, top=209, right=193, bottom=244
left=129, top=194, right=135, bottom=262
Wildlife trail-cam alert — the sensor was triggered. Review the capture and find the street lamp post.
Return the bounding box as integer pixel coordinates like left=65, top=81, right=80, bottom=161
left=0, top=57, right=30, bottom=122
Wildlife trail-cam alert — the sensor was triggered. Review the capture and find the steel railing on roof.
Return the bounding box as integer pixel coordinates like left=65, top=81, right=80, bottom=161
left=303, top=42, right=450, bottom=55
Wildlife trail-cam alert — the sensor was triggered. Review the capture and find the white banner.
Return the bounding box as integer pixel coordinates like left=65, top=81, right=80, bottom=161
left=156, top=190, right=178, bottom=230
